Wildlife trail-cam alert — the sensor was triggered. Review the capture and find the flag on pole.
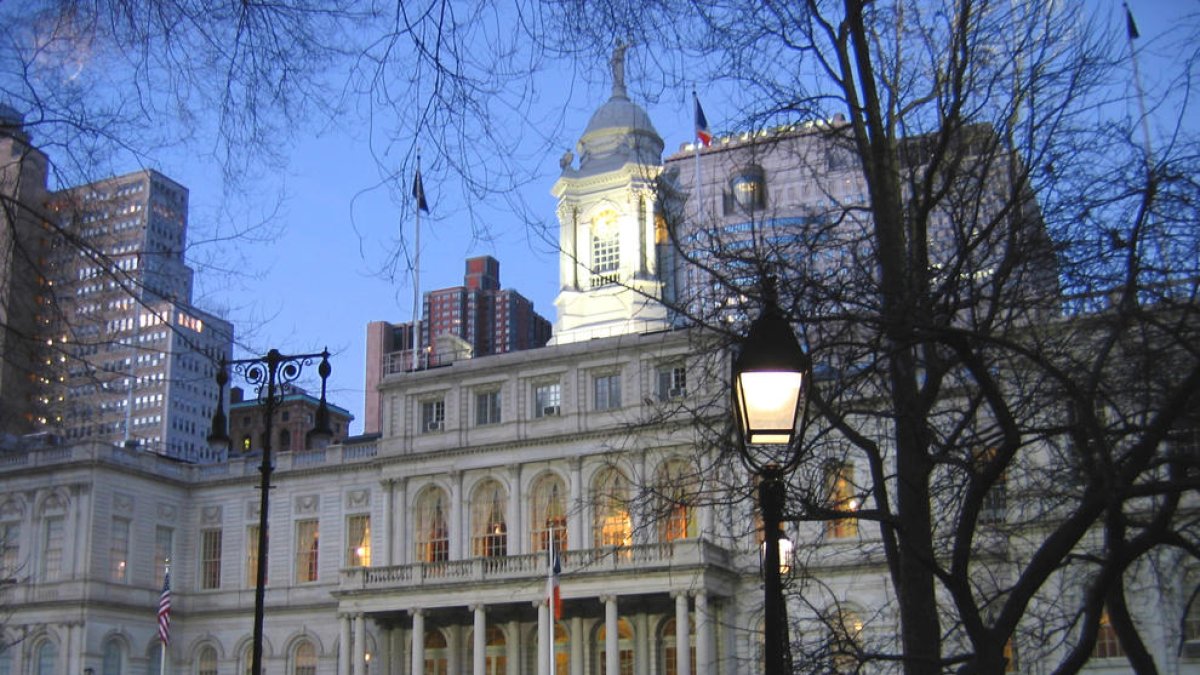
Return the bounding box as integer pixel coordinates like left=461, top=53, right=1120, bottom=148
left=412, top=169, right=429, bottom=213
left=547, top=546, right=562, bottom=619
left=1124, top=5, right=1140, bottom=40
left=157, top=570, right=172, bottom=645
left=694, top=92, right=713, bottom=147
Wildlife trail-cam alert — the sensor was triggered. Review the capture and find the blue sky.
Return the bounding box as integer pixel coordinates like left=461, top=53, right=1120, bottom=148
left=157, top=1, right=1191, bottom=435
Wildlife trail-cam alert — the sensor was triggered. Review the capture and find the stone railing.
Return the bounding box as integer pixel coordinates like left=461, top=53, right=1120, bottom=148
left=342, top=539, right=734, bottom=591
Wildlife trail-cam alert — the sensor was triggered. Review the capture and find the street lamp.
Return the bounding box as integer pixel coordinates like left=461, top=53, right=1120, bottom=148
left=731, top=286, right=810, bottom=675
left=207, top=348, right=333, bottom=675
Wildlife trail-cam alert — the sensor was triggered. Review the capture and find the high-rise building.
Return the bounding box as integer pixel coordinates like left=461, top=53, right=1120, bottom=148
left=0, top=116, right=235, bottom=462
left=363, top=255, right=550, bottom=434
left=0, top=105, right=52, bottom=435
left=39, top=169, right=234, bottom=462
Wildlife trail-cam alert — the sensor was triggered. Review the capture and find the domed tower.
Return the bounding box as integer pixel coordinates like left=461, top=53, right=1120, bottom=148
left=550, top=43, right=669, bottom=344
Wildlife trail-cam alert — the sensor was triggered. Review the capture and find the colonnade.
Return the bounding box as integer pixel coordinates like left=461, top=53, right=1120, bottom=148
left=337, top=591, right=719, bottom=675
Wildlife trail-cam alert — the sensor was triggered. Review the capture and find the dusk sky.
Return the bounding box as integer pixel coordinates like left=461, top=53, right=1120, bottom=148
left=150, top=1, right=1191, bottom=435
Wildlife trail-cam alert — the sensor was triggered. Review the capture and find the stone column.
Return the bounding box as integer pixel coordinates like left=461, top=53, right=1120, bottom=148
left=507, top=464, right=522, bottom=554
left=567, top=458, right=584, bottom=550
left=570, top=616, right=584, bottom=675
left=339, top=614, right=352, bottom=675
left=633, top=612, right=649, bottom=675
left=536, top=601, right=550, bottom=675
left=449, top=471, right=463, bottom=559
left=603, top=595, right=619, bottom=675
left=675, top=593, right=691, bottom=675
left=505, top=619, right=520, bottom=675
left=473, top=605, right=486, bottom=675
left=410, top=610, right=425, bottom=675
left=354, top=613, right=367, bottom=675
left=383, top=479, right=395, bottom=566
left=446, top=626, right=461, bottom=675
left=695, top=593, right=713, bottom=675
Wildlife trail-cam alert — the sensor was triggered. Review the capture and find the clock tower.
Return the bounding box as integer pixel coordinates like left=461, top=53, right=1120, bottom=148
left=550, top=44, right=670, bottom=345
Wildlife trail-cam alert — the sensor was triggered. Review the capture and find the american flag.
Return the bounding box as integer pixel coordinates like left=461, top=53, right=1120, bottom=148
left=157, top=570, right=171, bottom=645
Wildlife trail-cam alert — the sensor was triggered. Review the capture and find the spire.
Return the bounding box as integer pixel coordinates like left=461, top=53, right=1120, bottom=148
left=610, top=40, right=628, bottom=100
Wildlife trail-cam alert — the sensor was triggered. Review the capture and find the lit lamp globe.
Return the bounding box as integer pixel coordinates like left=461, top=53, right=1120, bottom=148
left=732, top=301, right=810, bottom=463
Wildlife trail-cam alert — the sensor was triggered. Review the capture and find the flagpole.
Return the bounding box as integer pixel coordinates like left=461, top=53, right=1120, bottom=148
left=692, top=90, right=703, bottom=225
left=159, top=562, right=170, bottom=675
left=411, top=153, right=423, bottom=372
left=1124, top=4, right=1153, bottom=165
left=548, top=536, right=556, bottom=675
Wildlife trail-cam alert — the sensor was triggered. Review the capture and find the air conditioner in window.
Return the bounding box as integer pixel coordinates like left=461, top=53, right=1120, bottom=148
left=425, top=421, right=442, bottom=432
left=542, top=405, right=560, bottom=417
left=668, top=387, right=686, bottom=398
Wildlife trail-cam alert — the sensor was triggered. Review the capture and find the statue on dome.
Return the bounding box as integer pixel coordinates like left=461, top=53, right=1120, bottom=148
left=611, top=40, right=628, bottom=98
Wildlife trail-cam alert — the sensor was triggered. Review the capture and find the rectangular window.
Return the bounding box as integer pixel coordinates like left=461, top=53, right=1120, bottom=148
left=41, top=516, right=64, bottom=581
left=421, top=399, right=445, bottom=433
left=154, top=526, right=173, bottom=587
left=475, top=390, right=502, bottom=425
left=535, top=383, right=561, bottom=418
left=593, top=373, right=622, bottom=411
left=110, top=517, right=131, bottom=582
left=200, top=528, right=222, bottom=589
left=0, top=522, right=20, bottom=578
left=295, top=519, right=319, bottom=583
left=346, top=515, right=371, bottom=567
left=657, top=365, right=687, bottom=401
left=245, top=525, right=264, bottom=587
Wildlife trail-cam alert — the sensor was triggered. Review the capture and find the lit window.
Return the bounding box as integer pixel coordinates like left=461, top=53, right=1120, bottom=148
left=656, top=460, right=696, bottom=542
left=154, top=526, right=173, bottom=587
left=531, top=474, right=568, bottom=553
left=110, top=517, right=130, bottom=582
left=245, top=525, right=266, bottom=587
left=198, top=645, right=218, bottom=675
left=471, top=480, right=508, bottom=558
left=824, top=462, right=859, bottom=539
left=1094, top=609, right=1124, bottom=658
left=661, top=618, right=696, bottom=675
left=346, top=514, right=371, bottom=567
left=293, top=640, right=317, bottom=675
left=592, top=467, right=632, bottom=549
left=295, top=519, right=319, bottom=583
left=590, top=210, right=620, bottom=287
left=415, top=488, right=450, bottom=564
left=597, top=618, right=634, bottom=675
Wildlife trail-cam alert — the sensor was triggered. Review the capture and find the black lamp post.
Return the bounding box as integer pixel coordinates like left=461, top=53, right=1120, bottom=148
left=731, top=287, right=810, bottom=675
left=207, top=348, right=333, bottom=675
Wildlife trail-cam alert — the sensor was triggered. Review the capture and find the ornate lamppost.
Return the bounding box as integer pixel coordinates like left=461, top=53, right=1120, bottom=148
left=730, top=286, right=810, bottom=675
left=207, top=349, right=333, bottom=675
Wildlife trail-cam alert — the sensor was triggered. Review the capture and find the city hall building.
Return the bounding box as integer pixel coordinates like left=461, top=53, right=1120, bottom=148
left=0, top=52, right=1196, bottom=675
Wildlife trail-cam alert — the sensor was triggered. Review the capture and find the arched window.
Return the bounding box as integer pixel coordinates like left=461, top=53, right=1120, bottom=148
left=595, top=619, right=634, bottom=675
left=101, top=638, right=123, bottom=675
left=592, top=467, right=632, bottom=549
left=197, top=645, right=218, bottom=675
left=467, top=626, right=506, bottom=675
left=824, top=461, right=859, bottom=539
left=655, top=460, right=697, bottom=542
left=424, top=630, right=448, bottom=675
left=240, top=643, right=254, bottom=675
left=660, top=618, right=695, bottom=675
left=829, top=609, right=863, bottom=673
left=293, top=640, right=317, bottom=675
left=553, top=623, right=570, bottom=674
left=414, top=487, right=449, bottom=564
left=530, top=473, right=567, bottom=553
left=33, top=640, right=57, bottom=675
left=590, top=210, right=620, bottom=288
left=148, top=644, right=163, bottom=675
left=471, top=480, right=508, bottom=558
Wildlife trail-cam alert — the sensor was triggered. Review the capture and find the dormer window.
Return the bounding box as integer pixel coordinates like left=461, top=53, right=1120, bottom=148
left=724, top=165, right=766, bottom=214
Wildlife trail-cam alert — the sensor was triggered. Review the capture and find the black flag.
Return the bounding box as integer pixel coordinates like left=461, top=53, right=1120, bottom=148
left=1125, top=6, right=1140, bottom=40
left=412, top=169, right=429, bottom=213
